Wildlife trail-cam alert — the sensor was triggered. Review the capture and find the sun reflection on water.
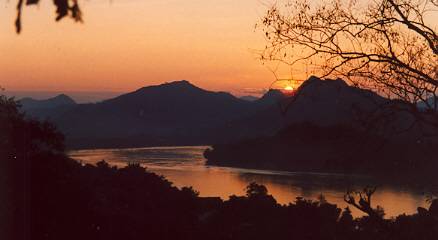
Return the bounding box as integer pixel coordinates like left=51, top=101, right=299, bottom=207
left=69, top=146, right=432, bottom=218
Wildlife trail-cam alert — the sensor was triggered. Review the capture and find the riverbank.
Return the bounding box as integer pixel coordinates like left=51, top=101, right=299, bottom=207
left=69, top=146, right=436, bottom=217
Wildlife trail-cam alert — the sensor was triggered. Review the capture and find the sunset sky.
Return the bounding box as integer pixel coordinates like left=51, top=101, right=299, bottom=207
left=0, top=0, right=287, bottom=98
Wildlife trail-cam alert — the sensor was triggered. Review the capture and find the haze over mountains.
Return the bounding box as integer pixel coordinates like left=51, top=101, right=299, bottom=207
left=240, top=95, right=259, bottom=102
left=20, top=77, right=437, bottom=150
left=8, top=91, right=123, bottom=103
left=20, top=94, right=76, bottom=111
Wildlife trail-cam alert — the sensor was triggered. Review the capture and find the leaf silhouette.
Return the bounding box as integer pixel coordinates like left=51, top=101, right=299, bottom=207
left=15, top=0, right=83, bottom=33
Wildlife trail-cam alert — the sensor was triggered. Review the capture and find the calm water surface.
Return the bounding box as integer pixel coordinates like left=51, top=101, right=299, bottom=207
left=69, top=146, right=434, bottom=218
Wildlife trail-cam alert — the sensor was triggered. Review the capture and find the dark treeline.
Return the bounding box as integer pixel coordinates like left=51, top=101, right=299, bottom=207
left=1, top=96, right=438, bottom=240
left=205, top=122, right=438, bottom=182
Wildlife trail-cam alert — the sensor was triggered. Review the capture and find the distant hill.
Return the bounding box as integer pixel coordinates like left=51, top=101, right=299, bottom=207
left=20, top=94, right=76, bottom=110
left=24, top=77, right=438, bottom=150
left=210, top=76, right=397, bottom=143
left=19, top=94, right=77, bottom=120
left=205, top=77, right=438, bottom=176
left=256, top=89, right=287, bottom=106
left=240, top=95, right=259, bottom=102
left=205, top=122, right=438, bottom=178
left=280, top=76, right=387, bottom=125
left=29, top=80, right=259, bottom=148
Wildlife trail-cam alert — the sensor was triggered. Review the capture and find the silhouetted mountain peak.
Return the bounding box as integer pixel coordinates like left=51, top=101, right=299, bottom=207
left=293, top=76, right=382, bottom=102
left=108, top=80, right=244, bottom=107
left=20, top=94, right=76, bottom=110
left=160, top=80, right=198, bottom=89
left=280, top=76, right=389, bottom=127
left=168, top=79, right=192, bottom=86
left=124, top=80, right=206, bottom=99
left=142, top=80, right=199, bottom=91
left=52, top=94, right=76, bottom=103
left=257, top=89, right=285, bottom=105
left=299, top=76, right=348, bottom=92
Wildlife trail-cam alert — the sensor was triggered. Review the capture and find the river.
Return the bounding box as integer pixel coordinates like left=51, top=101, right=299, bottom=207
left=69, top=146, right=435, bottom=218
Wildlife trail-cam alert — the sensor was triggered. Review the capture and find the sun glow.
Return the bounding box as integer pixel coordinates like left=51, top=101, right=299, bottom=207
left=284, top=85, right=294, bottom=91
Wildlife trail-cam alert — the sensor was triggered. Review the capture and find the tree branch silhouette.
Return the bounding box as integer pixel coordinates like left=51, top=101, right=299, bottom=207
left=260, top=0, right=438, bottom=114
left=344, top=186, right=385, bottom=219
left=15, top=0, right=82, bottom=33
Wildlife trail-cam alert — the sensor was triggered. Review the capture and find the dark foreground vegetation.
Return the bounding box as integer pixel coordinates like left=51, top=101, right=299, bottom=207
left=1, top=96, right=438, bottom=240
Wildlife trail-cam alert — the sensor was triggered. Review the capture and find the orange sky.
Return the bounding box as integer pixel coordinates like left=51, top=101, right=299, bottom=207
left=0, top=0, right=286, bottom=96
left=3, top=1, right=435, bottom=97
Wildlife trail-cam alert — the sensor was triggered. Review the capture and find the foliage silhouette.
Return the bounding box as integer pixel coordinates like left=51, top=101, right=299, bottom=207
left=15, top=0, right=82, bottom=33
left=2, top=96, right=438, bottom=240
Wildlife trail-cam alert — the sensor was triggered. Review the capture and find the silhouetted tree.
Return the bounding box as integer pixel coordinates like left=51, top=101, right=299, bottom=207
left=2, top=95, right=438, bottom=239
left=344, top=186, right=385, bottom=219
left=246, top=182, right=269, bottom=198
left=338, top=207, right=354, bottom=228
left=260, top=0, right=438, bottom=118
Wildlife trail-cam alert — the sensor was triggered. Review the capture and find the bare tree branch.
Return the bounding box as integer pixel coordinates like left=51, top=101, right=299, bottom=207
left=259, top=0, right=438, bottom=117
left=261, top=0, right=438, bottom=134
left=15, top=0, right=83, bottom=33
left=344, top=186, right=384, bottom=219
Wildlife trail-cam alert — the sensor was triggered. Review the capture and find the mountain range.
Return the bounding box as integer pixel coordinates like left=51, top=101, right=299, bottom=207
left=20, top=77, right=437, bottom=149
left=21, top=81, right=260, bottom=148
left=203, top=77, right=438, bottom=177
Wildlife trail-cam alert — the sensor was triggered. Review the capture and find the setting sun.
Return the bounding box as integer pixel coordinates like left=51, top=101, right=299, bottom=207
left=284, top=85, right=294, bottom=91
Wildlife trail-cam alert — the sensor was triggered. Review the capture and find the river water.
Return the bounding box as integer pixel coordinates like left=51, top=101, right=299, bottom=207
left=69, top=146, right=434, bottom=218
